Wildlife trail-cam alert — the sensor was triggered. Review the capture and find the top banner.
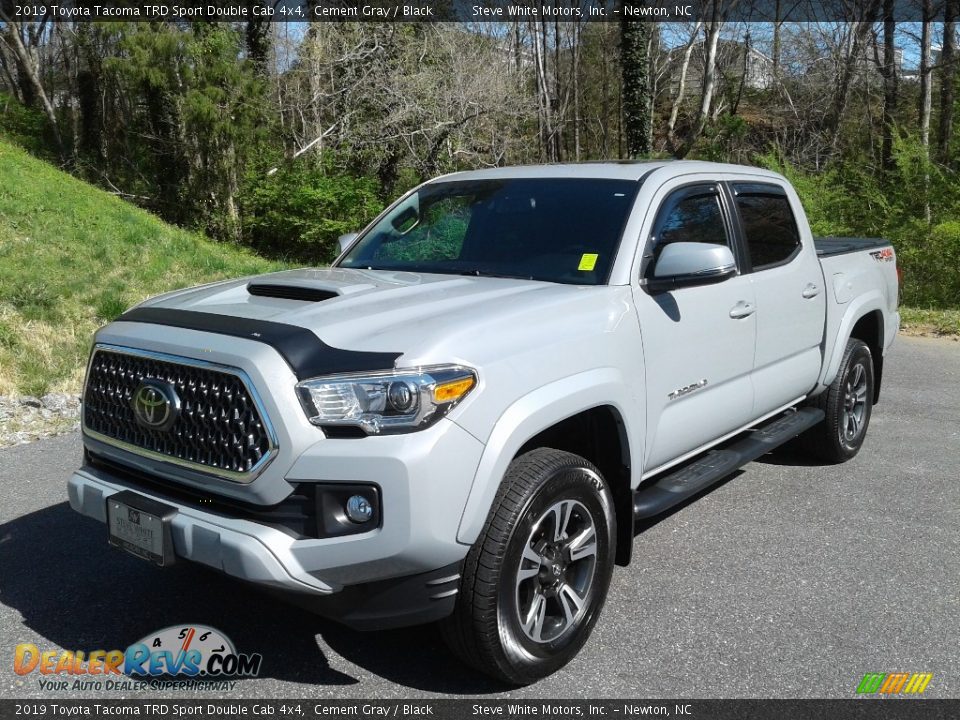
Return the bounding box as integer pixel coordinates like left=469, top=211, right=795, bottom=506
left=0, top=0, right=949, bottom=23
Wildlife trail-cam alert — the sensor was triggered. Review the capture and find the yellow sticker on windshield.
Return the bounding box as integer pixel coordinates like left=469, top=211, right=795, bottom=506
left=578, top=253, right=599, bottom=271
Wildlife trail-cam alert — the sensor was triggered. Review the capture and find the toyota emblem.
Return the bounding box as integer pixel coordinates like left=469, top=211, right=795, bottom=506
left=131, top=380, right=180, bottom=431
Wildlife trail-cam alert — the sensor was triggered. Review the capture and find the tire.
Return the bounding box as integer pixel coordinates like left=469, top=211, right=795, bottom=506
left=801, top=338, right=874, bottom=463
left=441, top=448, right=617, bottom=685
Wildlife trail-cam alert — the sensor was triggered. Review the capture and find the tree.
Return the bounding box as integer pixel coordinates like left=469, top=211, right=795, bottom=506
left=918, top=0, right=935, bottom=151
left=621, top=9, right=652, bottom=158
left=0, top=13, right=65, bottom=158
left=939, top=0, right=958, bottom=164
left=879, top=0, right=899, bottom=170
left=665, top=21, right=704, bottom=155
left=99, top=23, right=266, bottom=237
left=682, top=3, right=724, bottom=158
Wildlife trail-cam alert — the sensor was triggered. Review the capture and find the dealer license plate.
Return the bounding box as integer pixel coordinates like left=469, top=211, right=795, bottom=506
left=107, top=492, right=175, bottom=566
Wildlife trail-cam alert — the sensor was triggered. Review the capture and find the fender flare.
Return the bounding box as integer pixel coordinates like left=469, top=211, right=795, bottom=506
left=818, top=290, right=887, bottom=390
left=455, top=367, right=641, bottom=545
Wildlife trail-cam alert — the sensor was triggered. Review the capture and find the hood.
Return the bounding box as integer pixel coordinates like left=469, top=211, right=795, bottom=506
left=133, top=267, right=626, bottom=366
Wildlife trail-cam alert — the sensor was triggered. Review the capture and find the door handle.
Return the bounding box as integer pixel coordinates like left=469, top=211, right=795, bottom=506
left=729, top=301, right=756, bottom=319
left=802, top=283, right=820, bottom=299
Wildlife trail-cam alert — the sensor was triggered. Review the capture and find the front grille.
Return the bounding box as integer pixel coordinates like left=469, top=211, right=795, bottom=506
left=83, top=347, right=275, bottom=478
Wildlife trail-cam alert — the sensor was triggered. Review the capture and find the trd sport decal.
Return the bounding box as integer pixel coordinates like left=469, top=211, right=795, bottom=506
left=668, top=379, right=708, bottom=401
left=869, top=248, right=894, bottom=262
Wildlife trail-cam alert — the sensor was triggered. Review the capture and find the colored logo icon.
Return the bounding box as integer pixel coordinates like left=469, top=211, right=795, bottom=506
left=856, top=672, right=933, bottom=695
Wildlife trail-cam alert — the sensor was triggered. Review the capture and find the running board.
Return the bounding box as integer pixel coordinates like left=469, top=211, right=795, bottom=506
left=633, top=407, right=825, bottom=521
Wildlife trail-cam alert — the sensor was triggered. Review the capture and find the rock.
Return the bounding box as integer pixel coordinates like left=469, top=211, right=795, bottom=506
left=0, top=393, right=83, bottom=448
left=41, top=393, right=69, bottom=411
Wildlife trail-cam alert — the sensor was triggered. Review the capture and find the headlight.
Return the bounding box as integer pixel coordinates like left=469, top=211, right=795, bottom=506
left=295, top=365, right=477, bottom=435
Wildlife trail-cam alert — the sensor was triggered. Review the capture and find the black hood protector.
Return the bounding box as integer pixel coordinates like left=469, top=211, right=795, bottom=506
left=117, top=307, right=401, bottom=380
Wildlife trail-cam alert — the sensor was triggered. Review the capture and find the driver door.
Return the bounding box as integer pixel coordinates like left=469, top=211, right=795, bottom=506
left=632, top=183, right=757, bottom=472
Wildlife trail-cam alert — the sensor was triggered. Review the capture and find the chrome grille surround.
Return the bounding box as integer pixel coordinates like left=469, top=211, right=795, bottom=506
left=81, top=344, right=278, bottom=482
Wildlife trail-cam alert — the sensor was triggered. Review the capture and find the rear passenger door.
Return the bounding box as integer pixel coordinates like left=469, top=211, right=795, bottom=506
left=728, top=182, right=826, bottom=416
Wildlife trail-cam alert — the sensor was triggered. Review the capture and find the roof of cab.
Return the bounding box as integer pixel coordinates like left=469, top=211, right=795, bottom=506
left=429, top=160, right=784, bottom=183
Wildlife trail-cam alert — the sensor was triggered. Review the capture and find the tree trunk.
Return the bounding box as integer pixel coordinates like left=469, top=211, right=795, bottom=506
left=826, top=11, right=879, bottom=152
left=732, top=29, right=750, bottom=116
left=620, top=6, right=652, bottom=158
left=919, top=0, right=933, bottom=149
left=666, top=22, right=703, bottom=155
left=938, top=0, right=957, bottom=164
left=554, top=17, right=562, bottom=160
left=573, top=19, right=581, bottom=161
left=920, top=0, right=934, bottom=223
left=0, top=17, right=65, bottom=158
left=600, top=22, right=612, bottom=157
left=532, top=17, right=556, bottom=161
left=75, top=23, right=105, bottom=165
left=0, top=41, right=24, bottom=105
left=772, top=0, right=782, bottom=79
left=677, top=3, right=722, bottom=159
left=646, top=24, right=657, bottom=152
left=880, top=0, right=898, bottom=171
left=245, top=13, right=272, bottom=76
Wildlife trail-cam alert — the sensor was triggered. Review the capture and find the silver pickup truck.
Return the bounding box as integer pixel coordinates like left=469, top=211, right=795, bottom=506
left=68, top=161, right=899, bottom=684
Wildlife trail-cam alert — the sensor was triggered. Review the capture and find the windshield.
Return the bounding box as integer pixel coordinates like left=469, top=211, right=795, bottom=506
left=337, top=178, right=640, bottom=285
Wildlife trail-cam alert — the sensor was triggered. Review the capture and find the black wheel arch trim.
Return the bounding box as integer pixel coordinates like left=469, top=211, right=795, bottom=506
left=117, top=306, right=402, bottom=380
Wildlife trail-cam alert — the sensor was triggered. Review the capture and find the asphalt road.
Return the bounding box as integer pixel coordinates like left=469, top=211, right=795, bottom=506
left=1, top=335, right=957, bottom=700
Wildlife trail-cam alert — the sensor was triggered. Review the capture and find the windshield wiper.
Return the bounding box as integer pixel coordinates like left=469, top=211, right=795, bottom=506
left=458, top=270, right=535, bottom=280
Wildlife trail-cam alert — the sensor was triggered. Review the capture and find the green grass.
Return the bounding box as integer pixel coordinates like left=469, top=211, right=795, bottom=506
left=0, top=138, right=287, bottom=397
left=900, top=307, right=960, bottom=337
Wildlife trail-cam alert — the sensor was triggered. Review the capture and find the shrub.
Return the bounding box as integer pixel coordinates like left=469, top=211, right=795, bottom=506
left=758, top=146, right=959, bottom=310
left=0, top=92, right=50, bottom=158
left=896, top=221, right=960, bottom=308
left=241, top=164, right=383, bottom=264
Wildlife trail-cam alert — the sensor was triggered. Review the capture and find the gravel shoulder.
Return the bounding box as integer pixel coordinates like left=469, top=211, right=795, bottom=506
left=0, top=394, right=81, bottom=448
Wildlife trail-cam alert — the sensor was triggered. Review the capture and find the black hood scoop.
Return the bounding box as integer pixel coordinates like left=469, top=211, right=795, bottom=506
left=247, top=282, right=339, bottom=303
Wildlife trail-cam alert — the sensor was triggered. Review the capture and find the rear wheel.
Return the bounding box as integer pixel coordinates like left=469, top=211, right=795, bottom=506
left=441, top=448, right=616, bottom=685
left=801, top=338, right=874, bottom=463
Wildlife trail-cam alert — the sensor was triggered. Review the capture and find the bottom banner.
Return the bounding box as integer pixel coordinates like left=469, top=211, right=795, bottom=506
left=0, top=699, right=957, bottom=720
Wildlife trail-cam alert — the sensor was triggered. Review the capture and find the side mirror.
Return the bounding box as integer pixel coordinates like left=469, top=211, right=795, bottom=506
left=337, top=232, right=358, bottom=254
left=648, top=242, right=736, bottom=292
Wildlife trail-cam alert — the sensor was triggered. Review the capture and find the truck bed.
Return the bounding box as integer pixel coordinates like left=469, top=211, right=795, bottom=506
left=815, top=237, right=890, bottom=257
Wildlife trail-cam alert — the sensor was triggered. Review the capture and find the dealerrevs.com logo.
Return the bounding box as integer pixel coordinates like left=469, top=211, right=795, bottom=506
left=14, top=625, right=262, bottom=692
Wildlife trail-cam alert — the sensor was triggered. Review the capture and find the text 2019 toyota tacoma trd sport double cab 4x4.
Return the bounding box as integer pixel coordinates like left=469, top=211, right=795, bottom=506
left=69, top=161, right=899, bottom=684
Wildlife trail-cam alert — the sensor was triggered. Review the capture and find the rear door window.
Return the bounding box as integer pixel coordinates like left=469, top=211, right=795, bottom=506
left=732, top=184, right=801, bottom=270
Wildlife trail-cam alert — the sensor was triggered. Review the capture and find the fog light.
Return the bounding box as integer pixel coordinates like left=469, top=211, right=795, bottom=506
left=345, top=495, right=373, bottom=523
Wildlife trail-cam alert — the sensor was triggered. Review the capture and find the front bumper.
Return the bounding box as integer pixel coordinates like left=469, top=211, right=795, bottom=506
left=69, top=416, right=486, bottom=627
left=69, top=466, right=337, bottom=595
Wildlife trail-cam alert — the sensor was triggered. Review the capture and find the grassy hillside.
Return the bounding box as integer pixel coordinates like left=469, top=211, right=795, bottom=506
left=0, top=139, right=287, bottom=397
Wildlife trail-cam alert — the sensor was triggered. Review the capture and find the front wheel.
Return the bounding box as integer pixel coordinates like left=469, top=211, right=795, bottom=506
left=801, top=338, right=874, bottom=463
left=441, top=448, right=616, bottom=685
